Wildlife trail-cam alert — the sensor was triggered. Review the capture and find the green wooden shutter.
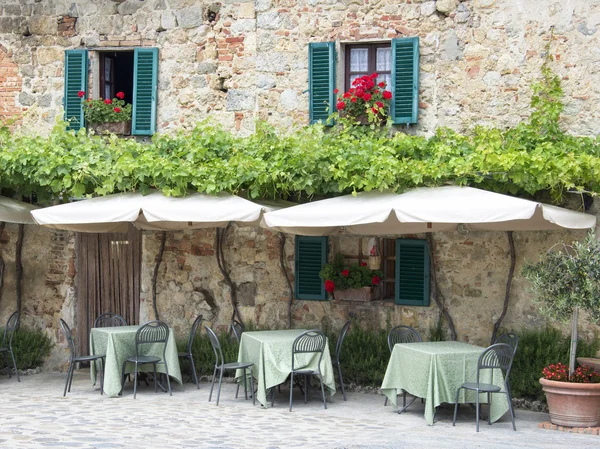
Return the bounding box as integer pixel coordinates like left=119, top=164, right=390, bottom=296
left=308, top=42, right=336, bottom=125
left=132, top=47, right=158, bottom=136
left=63, top=49, right=88, bottom=131
left=295, top=236, right=328, bottom=300
left=395, top=239, right=430, bottom=306
left=391, top=37, right=419, bottom=125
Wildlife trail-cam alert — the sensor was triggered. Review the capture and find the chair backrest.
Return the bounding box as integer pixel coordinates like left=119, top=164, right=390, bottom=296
left=334, top=321, right=351, bottom=363
left=476, top=343, right=514, bottom=385
left=135, top=321, right=169, bottom=359
left=205, top=325, right=225, bottom=367
left=1, top=311, right=19, bottom=349
left=94, top=312, right=127, bottom=328
left=186, top=314, right=203, bottom=354
left=388, top=325, right=422, bottom=352
left=291, top=330, right=326, bottom=372
left=230, top=319, right=244, bottom=344
left=494, top=332, right=518, bottom=356
left=59, top=319, right=77, bottom=359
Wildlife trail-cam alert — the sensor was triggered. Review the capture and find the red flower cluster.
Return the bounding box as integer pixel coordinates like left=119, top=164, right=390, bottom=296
left=325, top=279, right=335, bottom=293
left=77, top=90, right=85, bottom=98
left=542, top=362, right=600, bottom=383
left=334, top=73, right=393, bottom=124
left=104, top=99, right=112, bottom=105
left=341, top=269, right=349, bottom=277
left=372, top=275, right=380, bottom=286
left=114, top=107, right=121, bottom=113
left=116, top=92, right=125, bottom=100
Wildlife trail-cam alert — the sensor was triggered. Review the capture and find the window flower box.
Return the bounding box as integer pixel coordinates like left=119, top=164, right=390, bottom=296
left=89, top=120, right=132, bottom=136
left=334, top=286, right=375, bottom=302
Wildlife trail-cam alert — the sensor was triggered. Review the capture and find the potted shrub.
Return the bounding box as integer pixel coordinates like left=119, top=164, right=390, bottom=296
left=334, top=73, right=393, bottom=126
left=319, top=254, right=383, bottom=301
left=523, top=233, right=600, bottom=427
left=79, top=90, right=133, bottom=135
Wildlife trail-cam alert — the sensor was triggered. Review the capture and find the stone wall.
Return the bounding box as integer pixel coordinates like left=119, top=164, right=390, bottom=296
left=0, top=0, right=597, bottom=135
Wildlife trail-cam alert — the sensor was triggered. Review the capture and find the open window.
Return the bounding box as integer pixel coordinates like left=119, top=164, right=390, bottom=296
left=99, top=51, right=134, bottom=105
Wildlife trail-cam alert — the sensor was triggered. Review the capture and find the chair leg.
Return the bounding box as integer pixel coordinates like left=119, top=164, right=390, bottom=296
left=243, top=368, right=248, bottom=400
left=68, top=361, right=76, bottom=392
left=304, top=375, right=308, bottom=404
left=235, top=383, right=240, bottom=399
left=99, top=358, right=104, bottom=395
left=289, top=372, right=294, bottom=412
left=189, top=356, right=199, bottom=389
left=337, top=364, right=346, bottom=401
left=133, top=363, right=139, bottom=399
left=384, top=396, right=388, bottom=406
left=476, top=390, right=480, bottom=432
left=216, top=367, right=224, bottom=406
left=208, top=365, right=217, bottom=402
left=506, top=390, right=517, bottom=431
left=154, top=364, right=158, bottom=393
left=251, top=367, right=255, bottom=406
left=487, top=392, right=492, bottom=425
left=63, top=362, right=73, bottom=397
left=403, top=390, right=407, bottom=408
left=319, top=373, right=327, bottom=410
left=452, top=387, right=461, bottom=426
left=164, top=361, right=172, bottom=396
left=10, top=349, right=19, bottom=382
left=120, top=361, right=128, bottom=396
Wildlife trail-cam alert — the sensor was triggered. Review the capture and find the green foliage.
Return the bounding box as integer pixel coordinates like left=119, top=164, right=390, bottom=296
left=177, top=329, right=239, bottom=377
left=319, top=254, right=383, bottom=290
left=0, top=327, right=53, bottom=370
left=428, top=315, right=447, bottom=342
left=522, top=233, right=600, bottom=323
left=83, top=96, right=132, bottom=124
left=510, top=326, right=600, bottom=400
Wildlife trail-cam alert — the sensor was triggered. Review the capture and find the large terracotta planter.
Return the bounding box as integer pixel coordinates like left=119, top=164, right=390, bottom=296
left=539, top=377, right=600, bottom=427
left=89, top=121, right=131, bottom=136
left=334, top=287, right=375, bottom=302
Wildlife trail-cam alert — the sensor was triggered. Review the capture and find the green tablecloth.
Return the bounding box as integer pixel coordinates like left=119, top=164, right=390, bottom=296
left=381, top=341, right=509, bottom=425
left=90, top=325, right=183, bottom=397
left=236, top=329, right=336, bottom=407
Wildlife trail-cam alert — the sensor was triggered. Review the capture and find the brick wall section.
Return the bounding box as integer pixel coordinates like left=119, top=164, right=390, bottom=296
left=0, top=44, right=24, bottom=126
left=539, top=422, right=600, bottom=435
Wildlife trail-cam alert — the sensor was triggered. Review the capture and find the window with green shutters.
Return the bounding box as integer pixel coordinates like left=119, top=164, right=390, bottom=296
left=391, top=37, right=419, bottom=124
left=63, top=49, right=88, bottom=131
left=395, top=239, right=430, bottom=306
left=308, top=42, right=336, bottom=125
left=132, top=47, right=158, bottom=136
left=295, top=236, right=328, bottom=300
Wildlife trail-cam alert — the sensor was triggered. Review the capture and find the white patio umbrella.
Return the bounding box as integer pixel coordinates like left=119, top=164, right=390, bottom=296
left=262, top=186, right=596, bottom=235
left=31, top=190, right=279, bottom=233
left=0, top=196, right=38, bottom=225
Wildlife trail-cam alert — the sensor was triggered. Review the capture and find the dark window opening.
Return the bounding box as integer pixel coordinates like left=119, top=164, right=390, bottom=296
left=99, top=51, right=134, bottom=103
left=344, top=43, right=392, bottom=92
left=382, top=238, right=396, bottom=300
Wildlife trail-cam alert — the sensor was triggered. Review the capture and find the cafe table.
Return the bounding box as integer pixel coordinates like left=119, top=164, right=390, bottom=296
left=236, top=329, right=337, bottom=407
left=90, top=325, right=183, bottom=397
left=381, top=341, right=509, bottom=425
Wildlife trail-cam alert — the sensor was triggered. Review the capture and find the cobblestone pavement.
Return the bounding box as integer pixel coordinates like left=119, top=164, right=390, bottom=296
left=0, top=372, right=598, bottom=448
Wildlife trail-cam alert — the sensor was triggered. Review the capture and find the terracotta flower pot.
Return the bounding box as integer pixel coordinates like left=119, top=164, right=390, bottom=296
left=89, top=120, right=132, bottom=136
left=539, top=377, right=600, bottom=427
left=334, top=287, right=374, bottom=302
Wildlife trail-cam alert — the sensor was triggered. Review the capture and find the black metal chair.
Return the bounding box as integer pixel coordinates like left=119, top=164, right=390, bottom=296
left=494, top=332, right=518, bottom=401
left=178, top=314, right=203, bottom=389
left=230, top=319, right=244, bottom=344
left=385, top=325, right=422, bottom=406
left=206, top=325, right=254, bottom=406
left=452, top=343, right=517, bottom=432
left=120, top=320, right=171, bottom=399
left=289, top=329, right=327, bottom=412
left=0, top=311, right=20, bottom=382
left=94, top=312, right=127, bottom=328
left=59, top=319, right=106, bottom=396
left=333, top=321, right=351, bottom=401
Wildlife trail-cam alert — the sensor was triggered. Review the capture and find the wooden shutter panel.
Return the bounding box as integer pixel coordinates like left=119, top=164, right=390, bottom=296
left=63, top=49, right=88, bottom=131
left=308, top=42, right=336, bottom=125
left=391, top=37, right=419, bottom=125
left=395, top=239, right=430, bottom=306
left=132, top=47, right=158, bottom=136
left=295, top=236, right=328, bottom=300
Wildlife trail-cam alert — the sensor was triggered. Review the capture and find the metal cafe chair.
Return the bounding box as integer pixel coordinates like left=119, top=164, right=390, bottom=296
left=333, top=321, right=351, bottom=401
left=289, top=330, right=327, bottom=412
left=94, top=312, right=127, bottom=328
left=0, top=311, right=20, bottom=382
left=385, top=325, right=422, bottom=407
left=178, top=314, right=203, bottom=389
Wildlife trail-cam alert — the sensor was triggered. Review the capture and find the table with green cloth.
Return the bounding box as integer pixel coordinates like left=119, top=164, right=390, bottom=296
left=89, top=325, right=183, bottom=397
left=381, top=341, right=509, bottom=425
left=236, top=329, right=337, bottom=407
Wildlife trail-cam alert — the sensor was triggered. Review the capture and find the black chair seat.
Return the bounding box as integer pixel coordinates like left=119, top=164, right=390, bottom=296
left=178, top=351, right=191, bottom=358
left=292, top=369, right=315, bottom=375
left=74, top=354, right=105, bottom=363
left=126, top=355, right=161, bottom=364
left=223, top=361, right=253, bottom=370
left=0, top=347, right=9, bottom=353
left=461, top=382, right=501, bottom=393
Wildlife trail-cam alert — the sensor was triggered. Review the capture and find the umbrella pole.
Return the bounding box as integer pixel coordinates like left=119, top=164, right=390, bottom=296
left=491, top=231, right=516, bottom=344
left=278, top=233, right=294, bottom=329
left=0, top=222, right=5, bottom=308
left=15, top=224, right=24, bottom=329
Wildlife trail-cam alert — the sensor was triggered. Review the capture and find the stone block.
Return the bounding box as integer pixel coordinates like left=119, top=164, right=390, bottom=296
left=238, top=282, right=257, bottom=306
left=3, top=4, right=22, bottom=16
left=118, top=0, right=144, bottom=16
left=279, top=89, right=298, bottom=111
left=175, top=6, right=202, bottom=29
left=257, top=74, right=276, bottom=89
left=18, top=92, right=35, bottom=107
left=230, top=19, right=256, bottom=34
left=436, top=0, right=458, bottom=15
left=238, top=3, right=255, bottom=18
left=257, top=12, right=282, bottom=30
left=421, top=1, right=437, bottom=16
left=197, top=62, right=217, bottom=74
left=29, top=16, right=58, bottom=35
left=256, top=52, right=287, bottom=72
left=37, top=47, right=63, bottom=66
left=38, top=94, right=52, bottom=108
left=255, top=0, right=272, bottom=12
left=227, top=90, right=255, bottom=111
left=161, top=10, right=178, bottom=30
left=455, top=3, right=470, bottom=23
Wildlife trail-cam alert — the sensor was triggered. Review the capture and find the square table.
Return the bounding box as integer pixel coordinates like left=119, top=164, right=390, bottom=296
left=236, top=329, right=337, bottom=407
left=380, top=341, right=509, bottom=425
left=90, top=325, right=183, bottom=397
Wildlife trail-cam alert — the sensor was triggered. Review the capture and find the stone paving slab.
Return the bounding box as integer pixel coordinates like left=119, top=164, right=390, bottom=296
left=1, top=372, right=599, bottom=448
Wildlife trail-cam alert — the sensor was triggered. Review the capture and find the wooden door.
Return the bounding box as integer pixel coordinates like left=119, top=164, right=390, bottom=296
left=75, top=226, right=141, bottom=354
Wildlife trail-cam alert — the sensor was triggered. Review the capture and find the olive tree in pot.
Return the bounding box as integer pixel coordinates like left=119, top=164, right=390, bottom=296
left=522, top=233, right=600, bottom=427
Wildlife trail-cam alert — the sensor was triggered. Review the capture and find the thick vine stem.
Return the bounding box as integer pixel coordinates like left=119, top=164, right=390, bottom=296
left=152, top=231, right=166, bottom=321
left=426, top=234, right=457, bottom=341
left=278, top=232, right=294, bottom=329
left=216, top=224, right=243, bottom=327
left=15, top=224, right=24, bottom=329
left=0, top=221, right=5, bottom=305
left=491, top=231, right=515, bottom=344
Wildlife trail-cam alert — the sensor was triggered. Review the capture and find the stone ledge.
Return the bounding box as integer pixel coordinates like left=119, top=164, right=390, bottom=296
left=538, top=421, right=600, bottom=435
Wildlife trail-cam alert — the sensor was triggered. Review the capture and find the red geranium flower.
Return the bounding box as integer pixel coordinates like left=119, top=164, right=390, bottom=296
left=370, top=73, right=378, bottom=79
left=333, top=88, right=339, bottom=94
left=363, top=93, right=372, bottom=101
left=360, top=262, right=367, bottom=267
left=104, top=99, right=112, bottom=105
left=350, top=97, right=357, bottom=103
left=77, top=90, right=85, bottom=98
left=336, top=101, right=346, bottom=110
left=382, top=90, right=392, bottom=100
left=372, top=107, right=378, bottom=114
left=343, top=92, right=351, bottom=99
left=325, top=280, right=335, bottom=293
left=341, top=269, right=349, bottom=277
left=378, top=82, right=386, bottom=88
left=114, top=107, right=121, bottom=113
left=116, top=92, right=125, bottom=99
left=372, top=275, right=380, bottom=285
left=355, top=88, right=364, bottom=98
left=376, top=101, right=384, bottom=108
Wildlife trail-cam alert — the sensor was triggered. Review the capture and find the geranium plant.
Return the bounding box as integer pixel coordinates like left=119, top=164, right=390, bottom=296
left=542, top=363, right=600, bottom=383
left=334, top=73, right=393, bottom=124
left=79, top=91, right=132, bottom=124
left=319, top=254, right=383, bottom=293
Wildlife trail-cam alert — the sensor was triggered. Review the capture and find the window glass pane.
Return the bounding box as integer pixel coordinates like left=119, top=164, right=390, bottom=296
left=104, top=84, right=111, bottom=100
left=377, top=74, right=392, bottom=90
left=350, top=48, right=369, bottom=72
left=105, top=58, right=112, bottom=82
left=376, top=48, right=391, bottom=71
